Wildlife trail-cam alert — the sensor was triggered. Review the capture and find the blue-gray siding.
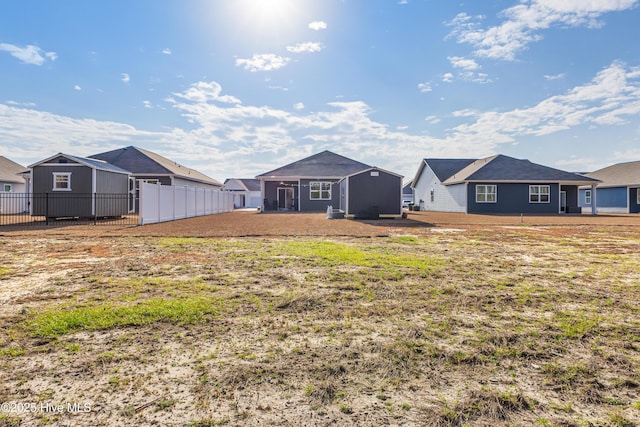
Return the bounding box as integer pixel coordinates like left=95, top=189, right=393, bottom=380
left=579, top=187, right=627, bottom=209
left=340, top=170, right=402, bottom=217
left=467, top=183, right=561, bottom=214
left=630, top=188, right=640, bottom=213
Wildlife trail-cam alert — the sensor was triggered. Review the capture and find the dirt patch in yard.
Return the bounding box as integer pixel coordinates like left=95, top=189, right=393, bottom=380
left=0, top=211, right=639, bottom=426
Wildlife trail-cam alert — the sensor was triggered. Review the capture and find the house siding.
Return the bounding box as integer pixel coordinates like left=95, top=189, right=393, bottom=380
left=629, top=188, right=640, bottom=213
left=31, top=165, right=94, bottom=217
left=467, top=183, right=560, bottom=214
left=413, top=164, right=466, bottom=212
left=341, top=170, right=401, bottom=217
left=579, top=186, right=628, bottom=213
left=299, top=178, right=340, bottom=212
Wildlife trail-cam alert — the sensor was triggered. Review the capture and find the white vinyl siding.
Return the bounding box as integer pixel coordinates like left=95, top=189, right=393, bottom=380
left=413, top=164, right=466, bottom=212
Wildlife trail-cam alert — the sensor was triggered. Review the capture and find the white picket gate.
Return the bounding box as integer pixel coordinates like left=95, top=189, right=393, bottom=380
left=139, top=182, right=234, bottom=225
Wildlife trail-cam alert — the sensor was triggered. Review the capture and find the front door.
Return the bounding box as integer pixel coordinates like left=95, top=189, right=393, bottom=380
left=278, top=187, right=294, bottom=210
left=560, top=191, right=567, bottom=213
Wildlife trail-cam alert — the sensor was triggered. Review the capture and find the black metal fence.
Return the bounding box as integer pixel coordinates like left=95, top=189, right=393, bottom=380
left=0, top=193, right=139, bottom=226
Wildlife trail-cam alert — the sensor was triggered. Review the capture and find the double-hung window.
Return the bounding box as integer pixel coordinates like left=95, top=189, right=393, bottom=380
left=585, top=190, right=592, bottom=205
left=53, top=172, right=72, bottom=191
left=310, top=182, right=331, bottom=200
left=2, top=184, right=11, bottom=192
left=476, top=185, right=496, bottom=203
left=529, top=185, right=550, bottom=203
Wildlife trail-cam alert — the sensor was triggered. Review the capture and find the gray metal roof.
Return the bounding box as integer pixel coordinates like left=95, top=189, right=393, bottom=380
left=584, top=160, right=640, bottom=188
left=443, top=155, right=600, bottom=185
left=256, top=150, right=371, bottom=179
left=90, top=146, right=222, bottom=187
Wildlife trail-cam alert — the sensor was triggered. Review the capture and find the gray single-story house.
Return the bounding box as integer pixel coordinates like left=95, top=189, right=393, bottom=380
left=339, top=167, right=403, bottom=219
left=223, top=178, right=262, bottom=209
left=578, top=160, right=640, bottom=213
left=29, top=153, right=131, bottom=218
left=412, top=154, right=600, bottom=214
left=256, top=150, right=372, bottom=212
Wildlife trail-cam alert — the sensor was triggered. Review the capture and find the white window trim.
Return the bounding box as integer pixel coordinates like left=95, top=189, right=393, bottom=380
left=529, top=185, right=550, bottom=203
left=476, top=185, right=497, bottom=203
left=310, top=181, right=332, bottom=200
left=585, top=189, right=592, bottom=205
left=52, top=172, right=72, bottom=191
left=2, top=184, right=12, bottom=192
left=637, top=188, right=640, bottom=205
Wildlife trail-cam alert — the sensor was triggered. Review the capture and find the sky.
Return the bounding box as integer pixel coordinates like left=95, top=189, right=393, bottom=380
left=1, top=0, right=640, bottom=183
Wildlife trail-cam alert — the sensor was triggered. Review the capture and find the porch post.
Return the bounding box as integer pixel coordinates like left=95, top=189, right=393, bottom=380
left=591, top=184, right=597, bottom=215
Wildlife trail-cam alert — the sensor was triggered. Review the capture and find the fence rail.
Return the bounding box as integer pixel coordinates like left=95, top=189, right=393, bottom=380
left=0, top=192, right=138, bottom=226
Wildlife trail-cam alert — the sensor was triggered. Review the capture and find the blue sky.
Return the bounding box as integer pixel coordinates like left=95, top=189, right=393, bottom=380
left=1, top=0, right=640, bottom=182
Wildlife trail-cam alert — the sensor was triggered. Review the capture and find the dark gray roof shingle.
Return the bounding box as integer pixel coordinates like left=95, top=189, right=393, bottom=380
left=256, top=150, right=371, bottom=179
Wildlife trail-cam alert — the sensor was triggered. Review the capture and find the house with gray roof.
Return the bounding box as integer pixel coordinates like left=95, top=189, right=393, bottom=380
left=578, top=161, right=640, bottom=213
left=90, top=146, right=223, bottom=189
left=0, top=156, right=28, bottom=193
left=412, top=154, right=600, bottom=214
left=29, top=153, right=132, bottom=219
left=256, top=150, right=375, bottom=212
left=223, top=178, right=262, bottom=209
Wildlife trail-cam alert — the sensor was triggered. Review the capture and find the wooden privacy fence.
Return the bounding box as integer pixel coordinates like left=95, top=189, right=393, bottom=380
left=139, top=182, right=234, bottom=225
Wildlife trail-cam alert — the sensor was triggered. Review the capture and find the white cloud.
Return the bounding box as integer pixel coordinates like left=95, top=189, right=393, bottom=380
left=0, top=43, right=57, bottom=66
left=143, top=100, right=152, bottom=108
left=162, top=48, right=172, bottom=55
left=308, top=21, right=327, bottom=30
left=74, top=85, right=82, bottom=91
left=235, top=54, right=290, bottom=72
left=286, top=42, right=323, bottom=54
left=448, top=56, right=480, bottom=71
left=544, top=73, right=566, bottom=80
left=294, top=102, right=305, bottom=110
left=443, top=73, right=454, bottom=83
left=121, top=73, right=130, bottom=83
left=447, top=0, right=638, bottom=61
left=418, top=82, right=432, bottom=93
left=170, top=81, right=241, bottom=104
left=3, top=61, right=640, bottom=182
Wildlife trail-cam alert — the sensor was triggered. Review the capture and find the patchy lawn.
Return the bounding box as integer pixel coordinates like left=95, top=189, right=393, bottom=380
left=0, top=221, right=639, bottom=426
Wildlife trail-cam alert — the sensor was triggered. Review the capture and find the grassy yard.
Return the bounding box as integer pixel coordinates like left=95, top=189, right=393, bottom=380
left=0, top=226, right=639, bottom=426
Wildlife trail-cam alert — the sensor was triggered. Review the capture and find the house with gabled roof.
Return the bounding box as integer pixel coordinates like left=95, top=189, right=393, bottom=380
left=578, top=160, right=640, bottom=213
left=256, top=150, right=375, bottom=212
left=412, top=154, right=600, bottom=214
left=29, top=153, right=132, bottom=218
left=90, top=146, right=223, bottom=189
left=223, top=178, right=261, bottom=209
left=0, top=156, right=28, bottom=193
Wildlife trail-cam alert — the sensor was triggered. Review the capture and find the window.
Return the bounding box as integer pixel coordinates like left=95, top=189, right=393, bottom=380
left=529, top=185, right=550, bottom=203
left=310, top=181, right=331, bottom=200
left=430, top=188, right=435, bottom=202
left=476, top=185, right=496, bottom=203
left=637, top=188, right=640, bottom=204
left=585, top=190, right=592, bottom=205
left=2, top=184, right=11, bottom=192
left=53, top=172, right=72, bottom=191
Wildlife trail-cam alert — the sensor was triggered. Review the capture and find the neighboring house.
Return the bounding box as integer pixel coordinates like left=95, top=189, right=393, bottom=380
left=578, top=161, right=640, bottom=213
left=91, top=146, right=223, bottom=189
left=0, top=156, right=28, bottom=193
left=338, top=167, right=403, bottom=219
left=29, top=153, right=132, bottom=218
left=0, top=156, right=29, bottom=214
left=256, top=150, right=372, bottom=212
left=402, top=182, right=414, bottom=207
left=223, top=178, right=261, bottom=209
left=412, top=154, right=600, bottom=214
